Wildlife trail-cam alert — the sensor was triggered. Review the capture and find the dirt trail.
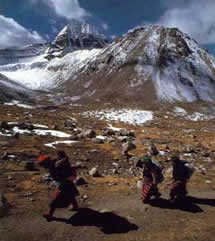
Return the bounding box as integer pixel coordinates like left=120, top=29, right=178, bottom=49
left=0, top=102, right=215, bottom=241
left=1, top=189, right=215, bottom=241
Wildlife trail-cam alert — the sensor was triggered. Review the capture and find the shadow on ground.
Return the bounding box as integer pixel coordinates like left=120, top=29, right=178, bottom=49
left=51, top=208, right=139, bottom=234
left=149, top=196, right=215, bottom=213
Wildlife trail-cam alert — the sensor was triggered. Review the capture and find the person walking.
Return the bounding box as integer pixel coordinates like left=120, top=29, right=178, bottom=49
left=37, top=150, right=79, bottom=222
left=169, top=155, right=193, bottom=202
left=139, top=156, right=163, bottom=203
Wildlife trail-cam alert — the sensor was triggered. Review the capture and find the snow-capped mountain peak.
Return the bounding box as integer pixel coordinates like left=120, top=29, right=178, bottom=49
left=1, top=24, right=215, bottom=104
left=45, top=20, right=108, bottom=59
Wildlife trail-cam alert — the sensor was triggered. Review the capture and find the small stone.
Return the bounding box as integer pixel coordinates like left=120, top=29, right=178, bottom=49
left=8, top=176, right=13, bottom=180
left=142, top=204, right=150, bottom=212
left=137, top=180, right=143, bottom=189
left=112, top=162, right=120, bottom=169
left=83, top=195, right=88, bottom=201
left=121, top=141, right=136, bottom=156
left=89, top=167, right=100, bottom=177
left=93, top=138, right=104, bottom=144
left=205, top=180, right=212, bottom=184
left=75, top=161, right=86, bottom=168
left=100, top=209, right=111, bottom=213
left=88, top=149, right=98, bottom=153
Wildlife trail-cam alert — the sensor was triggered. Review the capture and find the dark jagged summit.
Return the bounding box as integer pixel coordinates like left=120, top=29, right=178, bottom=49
left=46, top=20, right=108, bottom=59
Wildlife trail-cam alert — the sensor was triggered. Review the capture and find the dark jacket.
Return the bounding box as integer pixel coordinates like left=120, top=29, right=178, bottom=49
left=48, top=157, right=76, bottom=184
left=172, top=161, right=190, bottom=182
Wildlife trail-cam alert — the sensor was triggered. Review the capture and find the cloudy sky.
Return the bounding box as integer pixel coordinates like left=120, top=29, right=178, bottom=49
left=0, top=0, right=215, bottom=54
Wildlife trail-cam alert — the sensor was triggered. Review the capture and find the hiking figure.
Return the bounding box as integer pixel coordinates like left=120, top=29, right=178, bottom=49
left=37, top=150, right=79, bottom=222
left=137, top=156, right=163, bottom=203
left=169, top=155, right=194, bottom=203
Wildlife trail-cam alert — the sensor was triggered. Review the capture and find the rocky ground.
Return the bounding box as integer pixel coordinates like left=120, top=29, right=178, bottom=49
left=0, top=97, right=215, bottom=241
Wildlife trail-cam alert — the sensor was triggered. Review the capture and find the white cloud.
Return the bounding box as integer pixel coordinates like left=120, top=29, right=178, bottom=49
left=0, top=15, right=45, bottom=49
left=45, top=0, right=90, bottom=20
left=157, top=0, right=215, bottom=44
left=29, top=0, right=89, bottom=20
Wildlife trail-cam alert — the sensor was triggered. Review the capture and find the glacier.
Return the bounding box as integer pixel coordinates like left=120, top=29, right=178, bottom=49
left=0, top=49, right=102, bottom=90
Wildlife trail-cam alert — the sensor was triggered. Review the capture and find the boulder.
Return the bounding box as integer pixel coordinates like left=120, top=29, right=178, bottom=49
left=102, top=129, right=115, bottom=136
left=118, top=129, right=129, bottom=136
left=64, top=119, right=77, bottom=129
left=128, top=130, right=136, bottom=137
left=117, top=136, right=128, bottom=143
left=81, top=129, right=96, bottom=138
left=93, top=138, right=105, bottom=144
left=121, top=141, right=136, bottom=155
left=0, top=121, right=10, bottom=130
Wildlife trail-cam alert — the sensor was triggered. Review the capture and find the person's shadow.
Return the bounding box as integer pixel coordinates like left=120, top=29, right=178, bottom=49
left=52, top=208, right=139, bottom=234
left=149, top=196, right=215, bottom=213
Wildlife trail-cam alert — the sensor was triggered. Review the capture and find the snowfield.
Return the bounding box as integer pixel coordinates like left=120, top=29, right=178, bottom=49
left=82, top=109, right=153, bottom=125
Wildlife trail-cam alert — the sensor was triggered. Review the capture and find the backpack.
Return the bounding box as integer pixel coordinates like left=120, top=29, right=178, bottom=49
left=184, top=163, right=195, bottom=179
left=151, top=160, right=164, bottom=184
left=136, top=158, right=164, bottom=184
left=54, top=158, right=74, bottom=181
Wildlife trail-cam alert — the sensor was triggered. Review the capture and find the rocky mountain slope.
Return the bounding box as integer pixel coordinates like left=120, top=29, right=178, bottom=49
left=1, top=23, right=215, bottom=105
left=60, top=25, right=215, bottom=104
left=0, top=44, right=48, bottom=65
left=0, top=73, right=35, bottom=103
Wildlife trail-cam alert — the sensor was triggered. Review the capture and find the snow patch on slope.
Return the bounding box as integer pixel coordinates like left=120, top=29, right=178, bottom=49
left=173, top=106, right=214, bottom=121
left=45, top=140, right=78, bottom=149
left=4, top=100, right=35, bottom=109
left=82, top=109, right=153, bottom=125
